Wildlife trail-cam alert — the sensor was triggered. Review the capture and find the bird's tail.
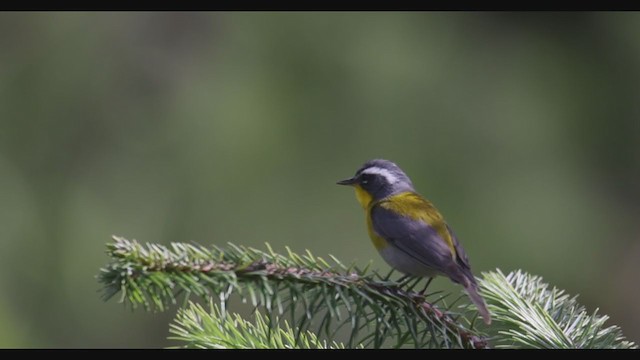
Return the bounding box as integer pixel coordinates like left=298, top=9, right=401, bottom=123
left=463, top=278, right=491, bottom=325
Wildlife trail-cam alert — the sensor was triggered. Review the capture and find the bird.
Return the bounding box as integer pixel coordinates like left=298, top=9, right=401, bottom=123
left=337, top=159, right=491, bottom=324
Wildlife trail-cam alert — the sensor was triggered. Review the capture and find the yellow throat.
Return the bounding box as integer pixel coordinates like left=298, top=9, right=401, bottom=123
left=354, top=184, right=374, bottom=209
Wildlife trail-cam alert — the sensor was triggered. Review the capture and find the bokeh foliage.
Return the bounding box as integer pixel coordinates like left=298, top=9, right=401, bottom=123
left=0, top=12, right=639, bottom=347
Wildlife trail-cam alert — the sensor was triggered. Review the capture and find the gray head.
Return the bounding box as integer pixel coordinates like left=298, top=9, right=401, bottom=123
left=337, top=159, right=415, bottom=200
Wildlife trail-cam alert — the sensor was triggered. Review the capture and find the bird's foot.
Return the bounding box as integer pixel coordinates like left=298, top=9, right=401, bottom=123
left=418, top=277, right=434, bottom=296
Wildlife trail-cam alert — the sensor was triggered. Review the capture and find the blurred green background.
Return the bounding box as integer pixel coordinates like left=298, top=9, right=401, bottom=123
left=1, top=12, right=639, bottom=347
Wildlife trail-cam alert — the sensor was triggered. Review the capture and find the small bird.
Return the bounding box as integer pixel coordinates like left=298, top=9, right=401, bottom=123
left=337, top=159, right=491, bottom=324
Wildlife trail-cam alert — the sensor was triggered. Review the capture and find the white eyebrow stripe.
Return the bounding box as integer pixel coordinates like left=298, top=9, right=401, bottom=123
left=361, top=167, right=399, bottom=184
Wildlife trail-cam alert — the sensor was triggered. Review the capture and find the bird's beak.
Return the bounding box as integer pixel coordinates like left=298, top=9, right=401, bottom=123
left=336, top=177, right=357, bottom=186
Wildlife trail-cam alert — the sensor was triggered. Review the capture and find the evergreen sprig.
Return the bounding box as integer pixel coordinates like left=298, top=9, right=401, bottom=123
left=169, top=300, right=350, bottom=349
left=480, top=270, right=636, bottom=349
left=98, top=236, right=488, bottom=349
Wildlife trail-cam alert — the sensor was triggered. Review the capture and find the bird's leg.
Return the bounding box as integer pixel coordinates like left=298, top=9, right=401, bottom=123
left=418, top=277, right=434, bottom=296
left=396, top=274, right=411, bottom=284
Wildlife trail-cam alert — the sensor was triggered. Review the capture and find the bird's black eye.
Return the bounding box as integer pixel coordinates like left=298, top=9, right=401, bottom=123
left=360, top=174, right=370, bottom=185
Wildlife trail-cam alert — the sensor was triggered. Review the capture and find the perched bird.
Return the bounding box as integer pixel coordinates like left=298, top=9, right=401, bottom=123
left=337, top=159, right=491, bottom=324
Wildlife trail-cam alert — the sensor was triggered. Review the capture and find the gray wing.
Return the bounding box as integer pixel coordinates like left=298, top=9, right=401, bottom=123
left=446, top=224, right=476, bottom=284
left=370, top=205, right=466, bottom=283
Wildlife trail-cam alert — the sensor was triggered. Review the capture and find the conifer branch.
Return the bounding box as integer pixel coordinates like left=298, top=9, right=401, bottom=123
left=98, top=236, right=637, bottom=349
left=98, top=236, right=488, bottom=348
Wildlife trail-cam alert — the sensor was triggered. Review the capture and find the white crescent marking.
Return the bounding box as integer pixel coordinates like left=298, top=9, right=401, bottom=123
left=361, top=167, right=399, bottom=184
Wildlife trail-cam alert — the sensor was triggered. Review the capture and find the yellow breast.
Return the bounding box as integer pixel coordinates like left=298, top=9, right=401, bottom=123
left=366, top=209, right=389, bottom=250
left=353, top=185, right=389, bottom=251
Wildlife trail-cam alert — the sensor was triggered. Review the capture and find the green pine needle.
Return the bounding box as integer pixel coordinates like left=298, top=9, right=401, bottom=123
left=479, top=270, right=637, bottom=349
left=168, top=300, right=350, bottom=349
